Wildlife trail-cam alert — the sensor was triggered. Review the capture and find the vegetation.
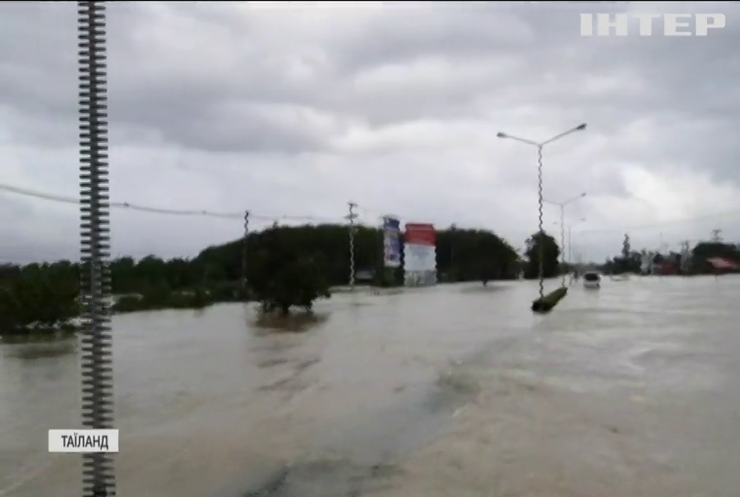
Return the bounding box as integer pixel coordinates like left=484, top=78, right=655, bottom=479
left=523, top=231, right=561, bottom=280
left=0, top=223, right=520, bottom=335
left=691, top=241, right=740, bottom=272
left=248, top=226, right=331, bottom=315
left=0, top=262, right=78, bottom=334
left=599, top=237, right=740, bottom=275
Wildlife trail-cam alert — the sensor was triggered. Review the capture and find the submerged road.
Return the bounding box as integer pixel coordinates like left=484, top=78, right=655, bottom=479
left=1, top=276, right=739, bottom=496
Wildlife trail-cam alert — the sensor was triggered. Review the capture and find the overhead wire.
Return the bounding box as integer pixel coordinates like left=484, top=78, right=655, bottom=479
left=0, top=182, right=448, bottom=230
left=2, top=181, right=739, bottom=240
left=0, top=183, right=341, bottom=223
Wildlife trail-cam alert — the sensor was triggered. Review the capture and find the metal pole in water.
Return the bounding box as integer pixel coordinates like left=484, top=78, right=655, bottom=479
left=347, top=202, right=357, bottom=290
left=496, top=124, right=588, bottom=311
left=78, top=2, right=115, bottom=495
left=568, top=225, right=574, bottom=284
left=243, top=210, right=250, bottom=292
left=559, top=204, right=566, bottom=287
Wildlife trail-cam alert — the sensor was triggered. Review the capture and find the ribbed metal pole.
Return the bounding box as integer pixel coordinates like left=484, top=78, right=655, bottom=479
left=536, top=145, right=544, bottom=300
left=242, top=210, right=249, bottom=292
left=568, top=225, right=573, bottom=266
left=78, top=2, right=115, bottom=496
left=560, top=204, right=566, bottom=287
left=348, top=202, right=357, bottom=290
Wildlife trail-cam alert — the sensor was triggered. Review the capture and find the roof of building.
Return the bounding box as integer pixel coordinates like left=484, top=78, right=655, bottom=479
left=707, top=257, right=739, bottom=270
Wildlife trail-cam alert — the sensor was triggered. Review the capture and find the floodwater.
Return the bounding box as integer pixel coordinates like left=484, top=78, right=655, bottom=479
left=1, top=276, right=740, bottom=497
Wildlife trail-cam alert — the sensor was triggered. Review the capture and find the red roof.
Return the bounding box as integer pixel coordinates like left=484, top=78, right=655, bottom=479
left=707, top=257, right=740, bottom=270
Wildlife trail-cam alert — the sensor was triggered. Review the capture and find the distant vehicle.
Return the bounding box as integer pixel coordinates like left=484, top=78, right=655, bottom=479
left=583, top=271, right=601, bottom=289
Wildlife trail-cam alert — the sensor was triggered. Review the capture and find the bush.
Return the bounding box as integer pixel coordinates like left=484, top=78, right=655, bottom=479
left=249, top=227, right=331, bottom=315
left=111, top=294, right=144, bottom=313
left=0, top=271, right=78, bottom=334
left=169, top=288, right=210, bottom=309
left=112, top=287, right=213, bottom=314
left=206, top=280, right=250, bottom=302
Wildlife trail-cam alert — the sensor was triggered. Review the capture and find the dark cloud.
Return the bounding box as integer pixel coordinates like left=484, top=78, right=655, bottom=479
left=1, top=1, right=740, bottom=262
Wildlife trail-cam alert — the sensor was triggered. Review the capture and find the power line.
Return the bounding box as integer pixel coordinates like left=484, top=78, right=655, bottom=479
left=0, top=183, right=342, bottom=223
left=4, top=181, right=739, bottom=239
left=0, top=182, right=452, bottom=230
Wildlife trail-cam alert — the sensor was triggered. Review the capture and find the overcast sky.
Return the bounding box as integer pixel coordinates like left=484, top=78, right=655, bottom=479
left=1, top=2, right=739, bottom=264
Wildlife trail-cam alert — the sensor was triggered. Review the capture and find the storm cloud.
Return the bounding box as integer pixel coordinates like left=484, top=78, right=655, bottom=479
left=1, top=1, right=739, bottom=263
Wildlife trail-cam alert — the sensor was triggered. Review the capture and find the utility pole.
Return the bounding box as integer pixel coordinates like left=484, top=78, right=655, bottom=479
left=378, top=216, right=386, bottom=287
left=711, top=229, right=722, bottom=243
left=543, top=193, right=586, bottom=286
left=559, top=205, right=566, bottom=284
left=347, top=202, right=358, bottom=290
left=568, top=227, right=577, bottom=267
left=680, top=240, right=691, bottom=273
left=450, top=223, right=457, bottom=281
left=242, top=210, right=250, bottom=292
left=566, top=218, right=586, bottom=269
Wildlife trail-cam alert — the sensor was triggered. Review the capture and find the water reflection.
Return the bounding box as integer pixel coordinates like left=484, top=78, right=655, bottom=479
left=1, top=337, right=77, bottom=360
left=251, top=311, right=331, bottom=334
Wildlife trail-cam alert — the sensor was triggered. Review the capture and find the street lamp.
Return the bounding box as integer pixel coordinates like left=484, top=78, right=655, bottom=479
left=544, top=194, right=587, bottom=285
left=496, top=123, right=586, bottom=146
left=567, top=218, right=587, bottom=266
left=552, top=216, right=586, bottom=273
left=497, top=124, right=587, bottom=296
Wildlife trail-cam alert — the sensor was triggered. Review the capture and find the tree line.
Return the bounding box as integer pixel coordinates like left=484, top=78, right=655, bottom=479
left=599, top=234, right=740, bottom=275
left=1, top=224, right=565, bottom=334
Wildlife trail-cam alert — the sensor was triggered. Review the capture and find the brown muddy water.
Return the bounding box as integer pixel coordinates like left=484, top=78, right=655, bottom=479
left=1, top=277, right=740, bottom=497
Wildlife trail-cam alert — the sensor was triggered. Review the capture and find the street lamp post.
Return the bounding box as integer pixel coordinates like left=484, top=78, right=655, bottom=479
left=553, top=216, right=587, bottom=267
left=567, top=217, right=587, bottom=266
left=568, top=217, right=586, bottom=264
left=497, top=123, right=587, bottom=299
left=545, top=194, right=587, bottom=283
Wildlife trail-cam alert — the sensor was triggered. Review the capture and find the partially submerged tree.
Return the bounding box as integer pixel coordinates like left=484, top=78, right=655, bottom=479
left=0, top=222, right=523, bottom=326
left=248, top=226, right=331, bottom=315
left=0, top=266, right=78, bottom=334
left=523, top=231, right=560, bottom=280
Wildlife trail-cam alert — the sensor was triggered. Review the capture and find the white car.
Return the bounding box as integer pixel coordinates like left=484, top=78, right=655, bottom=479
left=583, top=272, right=601, bottom=289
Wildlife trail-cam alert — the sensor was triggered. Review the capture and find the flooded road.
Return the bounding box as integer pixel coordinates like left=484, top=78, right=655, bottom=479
left=1, top=276, right=740, bottom=496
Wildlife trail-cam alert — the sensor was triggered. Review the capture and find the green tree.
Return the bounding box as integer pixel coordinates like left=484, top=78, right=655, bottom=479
left=247, top=226, right=331, bottom=314
left=692, top=241, right=740, bottom=263
left=0, top=267, right=78, bottom=333
left=523, top=231, right=560, bottom=280
left=691, top=241, right=740, bottom=274
left=0, top=222, right=523, bottom=328
left=611, top=233, right=633, bottom=274
left=436, top=227, right=518, bottom=282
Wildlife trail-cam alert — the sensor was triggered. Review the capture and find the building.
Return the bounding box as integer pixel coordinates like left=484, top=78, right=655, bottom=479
left=706, top=257, right=740, bottom=273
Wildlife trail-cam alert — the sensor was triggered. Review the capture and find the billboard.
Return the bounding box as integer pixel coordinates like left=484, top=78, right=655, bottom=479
left=404, top=223, right=436, bottom=247
left=404, top=223, right=437, bottom=286
left=382, top=216, right=401, bottom=268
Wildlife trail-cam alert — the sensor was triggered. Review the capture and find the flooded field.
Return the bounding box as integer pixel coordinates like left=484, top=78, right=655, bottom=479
left=1, top=276, right=739, bottom=497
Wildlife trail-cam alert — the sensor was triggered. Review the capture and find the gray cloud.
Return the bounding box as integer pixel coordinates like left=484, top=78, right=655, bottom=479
left=1, top=1, right=740, bottom=263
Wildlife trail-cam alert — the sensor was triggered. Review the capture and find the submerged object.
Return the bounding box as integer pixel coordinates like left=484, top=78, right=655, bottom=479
left=531, top=287, right=568, bottom=313
left=583, top=272, right=601, bottom=289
